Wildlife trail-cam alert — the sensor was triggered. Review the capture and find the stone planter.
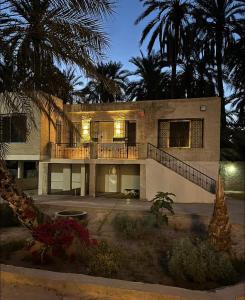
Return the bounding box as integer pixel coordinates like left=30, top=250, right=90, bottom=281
left=55, top=210, right=88, bottom=226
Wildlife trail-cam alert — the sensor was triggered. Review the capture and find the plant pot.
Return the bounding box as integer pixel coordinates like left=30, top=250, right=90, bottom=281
left=55, top=210, right=88, bottom=226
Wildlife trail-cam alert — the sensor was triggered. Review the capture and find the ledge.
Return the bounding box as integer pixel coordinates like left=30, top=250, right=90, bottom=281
left=1, top=264, right=244, bottom=300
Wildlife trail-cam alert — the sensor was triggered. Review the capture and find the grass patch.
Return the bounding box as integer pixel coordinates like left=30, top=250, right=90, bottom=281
left=112, top=213, right=157, bottom=239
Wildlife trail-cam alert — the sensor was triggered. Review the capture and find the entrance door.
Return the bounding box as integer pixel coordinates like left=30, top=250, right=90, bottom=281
left=98, top=122, right=114, bottom=143
left=127, top=122, right=136, bottom=146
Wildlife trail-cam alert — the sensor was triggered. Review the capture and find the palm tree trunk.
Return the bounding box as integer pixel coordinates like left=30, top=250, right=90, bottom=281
left=0, top=160, right=50, bottom=231
left=216, top=32, right=226, bottom=145
left=171, top=60, right=177, bottom=99
left=171, top=26, right=179, bottom=99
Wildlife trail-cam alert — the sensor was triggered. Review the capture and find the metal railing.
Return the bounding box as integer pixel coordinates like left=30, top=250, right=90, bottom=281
left=54, top=143, right=144, bottom=160
left=147, top=143, right=216, bottom=194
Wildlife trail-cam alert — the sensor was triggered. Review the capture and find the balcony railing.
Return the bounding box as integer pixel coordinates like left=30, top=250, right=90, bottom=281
left=53, top=143, right=146, bottom=160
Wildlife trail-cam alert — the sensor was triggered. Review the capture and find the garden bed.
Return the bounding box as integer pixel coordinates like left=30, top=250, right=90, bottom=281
left=0, top=205, right=244, bottom=291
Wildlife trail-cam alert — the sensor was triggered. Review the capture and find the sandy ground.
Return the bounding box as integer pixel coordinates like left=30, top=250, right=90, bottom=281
left=0, top=282, right=84, bottom=300
left=33, top=195, right=245, bottom=225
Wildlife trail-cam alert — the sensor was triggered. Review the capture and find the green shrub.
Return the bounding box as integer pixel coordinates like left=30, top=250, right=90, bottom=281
left=86, top=241, right=120, bottom=277
left=167, top=237, right=238, bottom=285
left=150, top=192, right=175, bottom=226
left=0, top=203, right=20, bottom=227
left=112, top=214, right=156, bottom=239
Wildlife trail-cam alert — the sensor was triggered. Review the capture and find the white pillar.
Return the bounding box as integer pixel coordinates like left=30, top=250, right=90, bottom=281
left=140, top=164, right=146, bottom=200
left=80, top=165, right=86, bottom=196
left=17, top=161, right=24, bottom=179
left=63, top=164, right=71, bottom=191
left=89, top=163, right=96, bottom=197
left=38, top=163, right=49, bottom=195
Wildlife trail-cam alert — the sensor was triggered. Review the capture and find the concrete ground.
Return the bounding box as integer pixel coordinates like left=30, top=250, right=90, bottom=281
left=33, top=195, right=245, bottom=225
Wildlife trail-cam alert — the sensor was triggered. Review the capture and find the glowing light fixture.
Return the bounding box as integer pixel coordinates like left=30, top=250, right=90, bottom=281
left=225, top=164, right=237, bottom=175
left=114, top=120, right=125, bottom=138
left=81, top=119, right=91, bottom=142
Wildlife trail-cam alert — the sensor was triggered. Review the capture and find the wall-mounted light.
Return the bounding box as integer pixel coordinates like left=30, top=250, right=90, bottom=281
left=81, top=119, right=91, bottom=142
left=114, top=120, right=125, bottom=138
left=200, top=105, right=207, bottom=111
left=225, top=163, right=237, bottom=175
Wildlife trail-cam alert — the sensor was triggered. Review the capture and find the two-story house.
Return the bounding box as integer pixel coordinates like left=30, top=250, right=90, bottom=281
left=37, top=97, right=220, bottom=203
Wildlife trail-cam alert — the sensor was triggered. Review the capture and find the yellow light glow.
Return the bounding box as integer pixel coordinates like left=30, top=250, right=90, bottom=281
left=114, top=120, right=125, bottom=138
left=81, top=119, right=91, bottom=142
left=225, top=164, right=237, bottom=175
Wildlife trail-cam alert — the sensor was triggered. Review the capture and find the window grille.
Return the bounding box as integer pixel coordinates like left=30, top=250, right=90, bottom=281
left=158, top=119, right=203, bottom=148
left=191, top=119, right=203, bottom=148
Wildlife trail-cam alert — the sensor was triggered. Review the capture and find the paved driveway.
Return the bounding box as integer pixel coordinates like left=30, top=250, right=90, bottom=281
left=34, top=195, right=245, bottom=225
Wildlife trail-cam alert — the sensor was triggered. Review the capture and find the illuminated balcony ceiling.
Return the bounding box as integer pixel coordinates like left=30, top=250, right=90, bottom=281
left=68, top=109, right=141, bottom=114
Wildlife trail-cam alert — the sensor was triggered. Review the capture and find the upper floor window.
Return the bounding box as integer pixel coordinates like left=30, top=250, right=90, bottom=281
left=169, top=121, right=190, bottom=147
left=0, top=114, right=27, bottom=143
left=158, top=119, right=203, bottom=148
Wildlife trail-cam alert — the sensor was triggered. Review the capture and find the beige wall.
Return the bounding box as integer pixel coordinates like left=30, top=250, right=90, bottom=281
left=65, top=97, right=220, bottom=163
left=120, top=165, right=140, bottom=193
left=145, top=159, right=215, bottom=203
left=40, top=95, right=64, bottom=159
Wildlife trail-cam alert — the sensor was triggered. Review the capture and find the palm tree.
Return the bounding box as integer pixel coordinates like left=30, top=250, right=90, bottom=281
left=135, top=0, right=191, bottom=98
left=225, top=24, right=245, bottom=127
left=82, top=61, right=128, bottom=103
left=193, top=0, right=245, bottom=136
left=1, top=0, right=111, bottom=89
left=127, top=51, right=170, bottom=101
left=177, top=23, right=217, bottom=98
left=0, top=0, right=113, bottom=231
left=61, top=68, right=84, bottom=104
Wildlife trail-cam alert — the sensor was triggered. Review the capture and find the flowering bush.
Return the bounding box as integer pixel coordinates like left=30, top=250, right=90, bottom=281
left=28, top=219, right=98, bottom=263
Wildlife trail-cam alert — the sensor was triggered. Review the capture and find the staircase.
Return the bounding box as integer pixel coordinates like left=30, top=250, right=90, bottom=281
left=147, top=143, right=216, bottom=194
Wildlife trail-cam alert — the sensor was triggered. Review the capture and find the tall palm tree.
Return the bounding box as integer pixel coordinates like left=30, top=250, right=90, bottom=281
left=1, top=0, right=111, bottom=89
left=178, top=25, right=217, bottom=98
left=135, top=0, right=191, bottom=99
left=0, top=0, right=113, bottom=231
left=82, top=61, right=128, bottom=103
left=127, top=51, right=170, bottom=101
left=225, top=24, right=245, bottom=127
left=193, top=0, right=245, bottom=136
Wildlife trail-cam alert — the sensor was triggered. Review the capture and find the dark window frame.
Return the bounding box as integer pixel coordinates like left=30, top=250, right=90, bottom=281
left=158, top=119, right=204, bottom=149
left=0, top=113, right=27, bottom=143
left=169, top=120, right=191, bottom=148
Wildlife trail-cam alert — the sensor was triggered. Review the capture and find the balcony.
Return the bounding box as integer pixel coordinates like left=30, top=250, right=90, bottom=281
left=51, top=143, right=146, bottom=160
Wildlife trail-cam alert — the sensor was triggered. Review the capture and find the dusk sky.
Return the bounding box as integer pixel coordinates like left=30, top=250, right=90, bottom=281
left=103, top=0, right=151, bottom=71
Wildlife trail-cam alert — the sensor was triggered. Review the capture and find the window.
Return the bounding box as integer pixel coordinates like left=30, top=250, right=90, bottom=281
left=170, top=121, right=190, bottom=147
left=158, top=119, right=203, bottom=148
left=0, top=114, right=27, bottom=143
left=56, top=121, right=62, bottom=144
